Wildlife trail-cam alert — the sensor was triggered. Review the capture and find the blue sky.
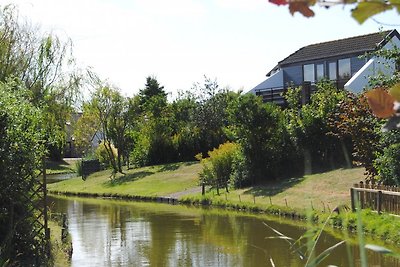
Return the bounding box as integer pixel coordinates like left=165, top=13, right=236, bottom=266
left=3, top=0, right=400, bottom=97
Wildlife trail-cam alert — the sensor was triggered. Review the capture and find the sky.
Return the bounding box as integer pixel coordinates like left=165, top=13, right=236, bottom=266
left=2, top=0, right=400, bottom=98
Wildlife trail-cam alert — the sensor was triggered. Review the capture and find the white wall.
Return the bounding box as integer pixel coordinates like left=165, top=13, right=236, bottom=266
left=345, top=33, right=400, bottom=94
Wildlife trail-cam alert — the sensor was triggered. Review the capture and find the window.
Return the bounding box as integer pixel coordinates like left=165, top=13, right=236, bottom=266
left=316, top=64, right=324, bottom=81
left=338, top=58, right=351, bottom=79
left=328, top=62, right=337, bottom=80
left=303, top=64, right=315, bottom=82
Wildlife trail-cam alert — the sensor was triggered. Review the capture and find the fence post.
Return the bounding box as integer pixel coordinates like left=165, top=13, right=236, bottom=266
left=350, top=188, right=356, bottom=212
left=359, top=181, right=365, bottom=209
left=377, top=190, right=382, bottom=214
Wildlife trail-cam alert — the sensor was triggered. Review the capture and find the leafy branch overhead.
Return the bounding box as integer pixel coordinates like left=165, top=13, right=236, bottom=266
left=268, top=0, right=400, bottom=24
left=364, top=85, right=400, bottom=131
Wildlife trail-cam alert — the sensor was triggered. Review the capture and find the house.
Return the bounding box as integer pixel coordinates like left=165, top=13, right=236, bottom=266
left=249, top=30, right=400, bottom=104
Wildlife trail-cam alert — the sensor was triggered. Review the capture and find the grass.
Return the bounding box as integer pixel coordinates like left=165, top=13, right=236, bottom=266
left=46, top=159, right=78, bottom=175
left=48, top=162, right=201, bottom=197
left=48, top=219, right=72, bottom=266
left=183, top=167, right=365, bottom=212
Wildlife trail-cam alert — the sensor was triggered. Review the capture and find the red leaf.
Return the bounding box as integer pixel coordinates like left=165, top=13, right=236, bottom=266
left=289, top=2, right=315, bottom=17
left=365, top=88, right=395, bottom=119
left=269, top=0, right=288, bottom=5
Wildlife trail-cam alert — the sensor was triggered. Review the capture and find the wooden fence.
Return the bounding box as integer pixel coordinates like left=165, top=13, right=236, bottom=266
left=351, top=181, right=400, bottom=215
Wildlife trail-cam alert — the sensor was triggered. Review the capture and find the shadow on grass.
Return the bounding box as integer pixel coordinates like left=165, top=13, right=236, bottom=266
left=156, top=161, right=198, bottom=173
left=46, top=160, right=74, bottom=173
left=243, top=176, right=304, bottom=197
left=104, top=171, right=155, bottom=187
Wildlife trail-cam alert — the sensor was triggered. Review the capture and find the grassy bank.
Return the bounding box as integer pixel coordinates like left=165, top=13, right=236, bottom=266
left=46, top=158, right=78, bottom=175
left=48, top=219, right=72, bottom=266
left=182, top=167, right=365, bottom=211
left=48, top=162, right=202, bottom=197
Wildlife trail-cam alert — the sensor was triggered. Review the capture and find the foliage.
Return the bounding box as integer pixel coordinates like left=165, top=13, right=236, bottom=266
left=0, top=81, right=47, bottom=265
left=227, top=93, right=288, bottom=184
left=329, top=92, right=381, bottom=177
left=73, top=105, right=100, bottom=156
left=268, top=0, right=398, bottom=24
left=191, top=76, right=237, bottom=156
left=87, top=85, right=135, bottom=173
left=199, top=142, right=239, bottom=194
left=171, top=92, right=201, bottom=161
left=138, top=76, right=167, bottom=107
left=285, top=81, right=347, bottom=174
left=95, top=141, right=118, bottom=169
left=0, top=5, right=84, bottom=160
left=374, top=130, right=400, bottom=185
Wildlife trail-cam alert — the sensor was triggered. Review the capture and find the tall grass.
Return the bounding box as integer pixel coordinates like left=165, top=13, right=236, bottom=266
left=265, top=201, right=400, bottom=267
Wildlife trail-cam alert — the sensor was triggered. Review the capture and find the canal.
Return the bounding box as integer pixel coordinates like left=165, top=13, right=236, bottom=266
left=49, top=195, right=399, bottom=267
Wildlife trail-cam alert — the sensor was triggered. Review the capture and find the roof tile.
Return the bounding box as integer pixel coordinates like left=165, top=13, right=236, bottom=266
left=279, top=30, right=393, bottom=66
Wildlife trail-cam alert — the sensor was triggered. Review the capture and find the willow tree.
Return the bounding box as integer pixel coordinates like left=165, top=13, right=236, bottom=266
left=0, top=4, right=84, bottom=159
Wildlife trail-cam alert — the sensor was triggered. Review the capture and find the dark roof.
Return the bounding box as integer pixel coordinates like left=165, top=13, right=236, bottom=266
left=278, top=30, right=397, bottom=66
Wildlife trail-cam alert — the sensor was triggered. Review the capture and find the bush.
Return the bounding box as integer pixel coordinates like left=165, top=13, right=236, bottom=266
left=95, top=141, right=117, bottom=169
left=374, top=130, right=400, bottom=185
left=199, top=142, right=239, bottom=194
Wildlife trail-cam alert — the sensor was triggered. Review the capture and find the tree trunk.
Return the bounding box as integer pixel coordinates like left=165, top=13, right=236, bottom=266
left=304, top=148, right=312, bottom=175
left=341, top=139, right=352, bottom=169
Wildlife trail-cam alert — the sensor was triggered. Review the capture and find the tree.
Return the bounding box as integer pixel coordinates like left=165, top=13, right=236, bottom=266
left=90, top=85, right=133, bottom=174
left=171, top=92, right=201, bottom=161
left=227, top=93, right=287, bottom=184
left=329, top=92, right=381, bottom=178
left=0, top=80, right=47, bottom=265
left=284, top=81, right=347, bottom=174
left=192, top=76, right=238, bottom=156
left=0, top=5, right=84, bottom=160
left=138, top=76, right=167, bottom=106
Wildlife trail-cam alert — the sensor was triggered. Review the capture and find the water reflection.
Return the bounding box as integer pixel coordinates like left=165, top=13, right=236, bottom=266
left=49, top=196, right=400, bottom=267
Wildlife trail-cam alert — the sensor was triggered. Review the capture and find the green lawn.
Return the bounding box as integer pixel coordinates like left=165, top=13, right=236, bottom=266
left=188, top=167, right=365, bottom=212
left=48, top=162, right=202, bottom=197
left=46, top=159, right=78, bottom=175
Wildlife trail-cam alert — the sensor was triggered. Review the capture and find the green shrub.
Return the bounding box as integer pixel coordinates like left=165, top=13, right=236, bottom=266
left=95, top=141, right=117, bottom=169
left=374, top=130, right=400, bottom=185
left=199, top=142, right=239, bottom=194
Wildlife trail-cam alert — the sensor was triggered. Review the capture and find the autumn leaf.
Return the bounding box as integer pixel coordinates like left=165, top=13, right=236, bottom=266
left=351, top=1, right=392, bottom=24
left=365, top=88, right=395, bottom=119
left=389, top=83, right=400, bottom=102
left=269, top=0, right=288, bottom=5
left=289, top=2, right=315, bottom=17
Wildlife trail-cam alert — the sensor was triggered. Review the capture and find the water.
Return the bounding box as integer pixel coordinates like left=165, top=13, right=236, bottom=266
left=49, top=195, right=400, bottom=267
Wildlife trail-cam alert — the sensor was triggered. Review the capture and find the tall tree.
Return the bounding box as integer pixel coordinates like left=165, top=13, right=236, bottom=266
left=138, top=76, right=167, bottom=106
left=0, top=80, right=47, bottom=265
left=0, top=5, right=84, bottom=160
left=227, top=93, right=287, bottom=184
left=90, top=85, right=133, bottom=173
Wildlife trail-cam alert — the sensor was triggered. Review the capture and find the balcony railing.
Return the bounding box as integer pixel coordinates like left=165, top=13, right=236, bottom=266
left=254, top=79, right=349, bottom=105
